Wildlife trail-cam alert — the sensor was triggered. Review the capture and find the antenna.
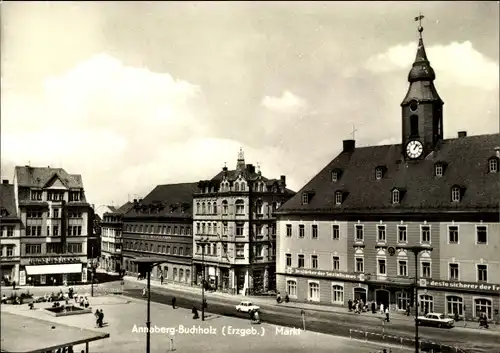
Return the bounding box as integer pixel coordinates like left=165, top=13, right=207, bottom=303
left=351, top=125, right=358, bottom=140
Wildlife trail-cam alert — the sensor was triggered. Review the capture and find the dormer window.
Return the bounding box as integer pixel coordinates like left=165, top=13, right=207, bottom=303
left=302, top=193, right=309, bottom=205
left=488, top=157, right=499, bottom=173
left=331, top=168, right=342, bottom=182
left=375, top=168, right=383, bottom=180
left=451, top=186, right=463, bottom=202
left=331, top=171, right=338, bottom=182
left=334, top=191, right=343, bottom=205
left=392, top=189, right=400, bottom=204
left=435, top=164, right=443, bottom=177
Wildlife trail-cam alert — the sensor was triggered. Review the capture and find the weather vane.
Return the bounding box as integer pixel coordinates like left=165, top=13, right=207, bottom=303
left=415, top=13, right=425, bottom=36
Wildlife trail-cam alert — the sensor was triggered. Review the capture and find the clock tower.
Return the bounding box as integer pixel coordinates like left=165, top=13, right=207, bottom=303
left=401, top=22, right=444, bottom=160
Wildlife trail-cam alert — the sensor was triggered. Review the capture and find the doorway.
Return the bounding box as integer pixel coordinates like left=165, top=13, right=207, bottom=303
left=376, top=289, right=390, bottom=309
left=353, top=287, right=367, bottom=302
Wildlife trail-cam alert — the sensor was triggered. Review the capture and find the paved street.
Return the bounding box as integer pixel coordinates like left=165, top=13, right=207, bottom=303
left=1, top=295, right=406, bottom=353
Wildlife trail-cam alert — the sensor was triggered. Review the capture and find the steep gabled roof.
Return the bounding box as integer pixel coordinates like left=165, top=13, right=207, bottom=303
left=15, top=166, right=84, bottom=189
left=125, top=182, right=199, bottom=219
left=116, top=201, right=134, bottom=214
left=0, top=183, right=18, bottom=219
left=279, top=134, right=500, bottom=214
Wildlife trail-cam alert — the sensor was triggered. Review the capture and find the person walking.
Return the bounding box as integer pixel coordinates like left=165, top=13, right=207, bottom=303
left=95, top=309, right=101, bottom=327
left=142, top=287, right=147, bottom=297
left=348, top=299, right=353, bottom=312
left=385, top=307, right=390, bottom=322
left=172, top=296, right=176, bottom=309
left=379, top=303, right=384, bottom=315
left=12, top=280, right=16, bottom=290
left=160, top=275, right=164, bottom=285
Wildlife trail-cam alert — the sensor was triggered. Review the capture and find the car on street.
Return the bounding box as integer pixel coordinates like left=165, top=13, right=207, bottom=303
left=417, top=313, right=455, bottom=328
left=236, top=301, right=260, bottom=313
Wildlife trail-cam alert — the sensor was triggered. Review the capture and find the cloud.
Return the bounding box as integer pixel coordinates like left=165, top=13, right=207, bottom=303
left=261, top=90, right=307, bottom=113
left=365, top=41, right=499, bottom=90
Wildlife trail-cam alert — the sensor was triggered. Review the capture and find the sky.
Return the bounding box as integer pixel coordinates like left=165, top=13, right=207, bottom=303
left=1, top=1, right=499, bottom=210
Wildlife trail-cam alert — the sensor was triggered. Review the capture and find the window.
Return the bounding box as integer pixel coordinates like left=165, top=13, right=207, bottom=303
left=311, top=255, right=318, bottom=269
left=308, top=282, right=320, bottom=301
left=355, top=257, right=364, bottom=272
left=392, top=189, right=400, bottom=204
left=207, top=224, right=212, bottom=235
left=196, top=203, right=201, bottom=214
left=421, top=262, right=431, bottom=278
left=397, top=291, right=409, bottom=311
left=287, top=280, right=297, bottom=297
left=162, top=245, right=166, bottom=253
left=446, top=296, right=463, bottom=316
left=378, top=259, right=386, bottom=275
left=201, top=202, right=206, bottom=214
left=332, top=256, right=340, bottom=270
left=331, top=171, right=338, bottom=182
left=179, top=247, right=184, bottom=256
left=448, top=226, right=459, bottom=244
left=477, top=264, right=488, bottom=282
left=67, top=243, right=83, bottom=253
left=186, top=270, right=191, bottom=282
left=222, top=201, right=228, bottom=214
left=31, top=190, right=42, bottom=201
left=236, top=223, right=244, bottom=236
left=311, top=225, right=318, bottom=239
left=25, top=244, right=41, bottom=254
left=298, top=254, right=305, bottom=268
left=421, top=225, right=431, bottom=243
left=451, top=187, right=461, bottom=202
left=173, top=268, right=178, bottom=281
left=298, top=225, right=305, bottom=238
left=410, top=115, right=419, bottom=137
left=222, top=222, right=228, bottom=235
left=377, top=225, right=386, bottom=242
left=449, top=263, right=459, bottom=280
left=475, top=298, right=492, bottom=320
left=334, top=191, right=342, bottom=205
left=52, top=226, right=59, bottom=236
left=286, top=254, right=292, bottom=267
left=355, top=225, right=364, bottom=242
left=375, top=168, right=383, bottom=180
left=302, top=193, right=309, bottom=205
left=286, top=224, right=292, bottom=237
left=332, top=285, right=344, bottom=304
left=398, top=261, right=407, bottom=276
left=179, top=269, right=184, bottom=282
left=397, top=225, right=407, bottom=243
left=6, top=227, right=13, bottom=237
left=53, top=209, right=59, bottom=218
left=235, top=200, right=244, bottom=214
left=420, top=294, right=434, bottom=315
left=476, top=226, right=487, bottom=244
left=6, top=246, right=14, bottom=257
left=435, top=164, right=443, bottom=177
left=235, top=244, right=245, bottom=258
left=207, top=203, right=212, bottom=214
left=234, top=183, right=239, bottom=192
left=332, top=225, right=339, bottom=240
left=167, top=246, right=171, bottom=254
left=489, top=158, right=498, bottom=173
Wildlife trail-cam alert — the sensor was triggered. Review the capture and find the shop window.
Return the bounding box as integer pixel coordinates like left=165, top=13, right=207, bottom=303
left=287, top=280, right=297, bottom=297
left=308, top=282, right=320, bottom=302
left=446, top=295, right=463, bottom=317
left=474, top=298, right=492, bottom=320
left=332, top=285, right=344, bottom=304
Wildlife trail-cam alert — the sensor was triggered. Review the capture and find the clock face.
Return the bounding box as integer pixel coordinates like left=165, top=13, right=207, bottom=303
left=409, top=100, right=419, bottom=112
left=406, top=140, right=423, bottom=159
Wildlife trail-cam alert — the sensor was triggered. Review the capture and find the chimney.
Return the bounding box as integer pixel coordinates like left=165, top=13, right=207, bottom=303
left=458, top=131, right=467, bottom=138
left=2, top=179, right=8, bottom=185
left=343, top=139, right=356, bottom=152
left=280, top=175, right=286, bottom=185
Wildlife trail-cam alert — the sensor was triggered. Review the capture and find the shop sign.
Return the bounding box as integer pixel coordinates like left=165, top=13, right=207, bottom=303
left=285, top=268, right=361, bottom=281
left=427, top=280, right=500, bottom=293
left=28, top=257, right=80, bottom=265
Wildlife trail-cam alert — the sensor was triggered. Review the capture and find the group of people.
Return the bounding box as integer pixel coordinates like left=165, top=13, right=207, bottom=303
left=95, top=309, right=105, bottom=328
left=348, top=299, right=391, bottom=322
left=276, top=291, right=289, bottom=304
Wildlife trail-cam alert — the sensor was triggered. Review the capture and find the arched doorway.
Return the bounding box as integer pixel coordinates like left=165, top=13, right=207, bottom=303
left=353, top=287, right=367, bottom=302
left=375, top=289, right=390, bottom=309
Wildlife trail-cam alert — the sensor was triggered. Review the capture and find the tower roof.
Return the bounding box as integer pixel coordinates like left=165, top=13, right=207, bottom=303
left=408, top=28, right=436, bottom=82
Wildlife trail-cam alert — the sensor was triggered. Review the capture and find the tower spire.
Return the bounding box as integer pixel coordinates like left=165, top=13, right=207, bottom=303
left=236, top=147, right=246, bottom=172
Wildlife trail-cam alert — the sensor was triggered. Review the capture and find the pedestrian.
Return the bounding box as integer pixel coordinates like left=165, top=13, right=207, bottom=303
left=371, top=301, right=376, bottom=314
left=99, top=310, right=104, bottom=327
left=53, top=278, right=56, bottom=286
left=160, top=275, right=164, bottom=285
left=253, top=310, right=260, bottom=324
left=385, top=307, right=390, bottom=322
left=172, top=296, right=176, bottom=309
left=379, top=303, right=384, bottom=315
left=348, top=299, right=353, bottom=312
left=95, top=309, right=101, bottom=327
left=12, top=280, right=16, bottom=290
left=284, top=293, right=289, bottom=303
left=142, top=287, right=147, bottom=297
left=192, top=306, right=199, bottom=319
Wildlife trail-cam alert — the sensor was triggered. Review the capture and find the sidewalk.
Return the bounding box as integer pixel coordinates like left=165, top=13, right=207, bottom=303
left=124, top=276, right=500, bottom=334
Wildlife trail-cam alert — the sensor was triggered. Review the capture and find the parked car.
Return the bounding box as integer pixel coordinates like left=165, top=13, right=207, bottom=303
left=417, top=313, right=455, bottom=328
left=236, top=301, right=260, bottom=313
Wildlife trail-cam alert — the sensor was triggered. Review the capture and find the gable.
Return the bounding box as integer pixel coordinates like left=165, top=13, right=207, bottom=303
left=45, top=175, right=67, bottom=189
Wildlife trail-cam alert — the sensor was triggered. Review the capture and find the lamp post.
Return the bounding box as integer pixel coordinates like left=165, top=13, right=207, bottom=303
left=132, top=257, right=167, bottom=353
left=405, top=245, right=433, bottom=353
left=90, top=245, right=95, bottom=297
left=200, top=237, right=209, bottom=321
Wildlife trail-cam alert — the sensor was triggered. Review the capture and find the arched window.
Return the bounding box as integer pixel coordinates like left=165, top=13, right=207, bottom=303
left=240, top=182, right=246, bottom=191
left=202, top=202, right=206, bottom=214
left=308, top=282, right=320, bottom=301
left=207, top=223, right=212, bottom=235
left=446, top=295, right=463, bottom=316
left=410, top=115, right=419, bottom=137
left=235, top=200, right=245, bottom=215
left=222, top=200, right=228, bottom=214
left=196, top=202, right=200, bottom=214
left=420, top=294, right=434, bottom=315
left=202, top=223, right=206, bottom=234
left=207, top=202, right=212, bottom=215
left=213, top=202, right=217, bottom=214
left=287, top=280, right=297, bottom=297
left=235, top=183, right=240, bottom=191
left=474, top=298, right=492, bottom=320
left=256, top=200, right=263, bottom=214
left=392, top=189, right=400, bottom=204
left=488, top=157, right=498, bottom=173
left=451, top=187, right=461, bottom=202
left=332, top=285, right=344, bottom=304
left=259, top=183, right=264, bottom=192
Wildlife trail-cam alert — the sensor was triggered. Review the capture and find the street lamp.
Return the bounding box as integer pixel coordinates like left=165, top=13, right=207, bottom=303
left=199, top=237, right=209, bottom=321
left=404, top=245, right=433, bottom=353
left=132, top=256, right=167, bottom=353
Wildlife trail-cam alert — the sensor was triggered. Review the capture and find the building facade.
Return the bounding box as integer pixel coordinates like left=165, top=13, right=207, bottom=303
left=193, top=150, right=295, bottom=295
left=0, top=180, right=22, bottom=285
left=13, top=166, right=92, bottom=286
left=121, top=183, right=198, bottom=286
left=100, top=202, right=133, bottom=274
left=276, top=26, right=500, bottom=323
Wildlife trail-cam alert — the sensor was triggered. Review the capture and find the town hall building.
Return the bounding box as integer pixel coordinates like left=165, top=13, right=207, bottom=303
left=275, top=24, right=500, bottom=323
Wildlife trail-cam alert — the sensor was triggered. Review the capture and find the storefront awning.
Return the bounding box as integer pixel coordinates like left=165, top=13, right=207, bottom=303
left=26, top=263, right=82, bottom=275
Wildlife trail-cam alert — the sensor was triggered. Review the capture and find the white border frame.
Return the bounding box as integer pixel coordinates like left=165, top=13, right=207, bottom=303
left=445, top=293, right=465, bottom=318
left=307, top=279, right=320, bottom=302
left=451, top=186, right=461, bottom=202
left=376, top=224, right=387, bottom=243
left=391, top=189, right=400, bottom=204
left=331, top=281, right=345, bottom=305
left=420, top=255, right=432, bottom=278
left=354, top=224, right=364, bottom=243
left=354, top=249, right=365, bottom=273
left=302, top=192, right=309, bottom=205
left=475, top=263, right=488, bottom=283
left=475, top=224, right=488, bottom=245
left=447, top=224, right=460, bottom=245
left=419, top=224, right=432, bottom=245
left=331, top=171, right=338, bottom=182
left=285, top=277, right=298, bottom=299
left=397, top=224, right=408, bottom=244
left=334, top=191, right=342, bottom=205
left=472, top=296, right=493, bottom=320
left=448, top=261, right=460, bottom=281
left=397, top=259, right=408, bottom=277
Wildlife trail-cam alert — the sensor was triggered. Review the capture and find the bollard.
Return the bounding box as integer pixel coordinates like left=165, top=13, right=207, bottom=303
left=169, top=337, right=175, bottom=351
left=349, top=329, right=352, bottom=339
left=400, top=337, right=403, bottom=349
left=365, top=331, right=368, bottom=342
